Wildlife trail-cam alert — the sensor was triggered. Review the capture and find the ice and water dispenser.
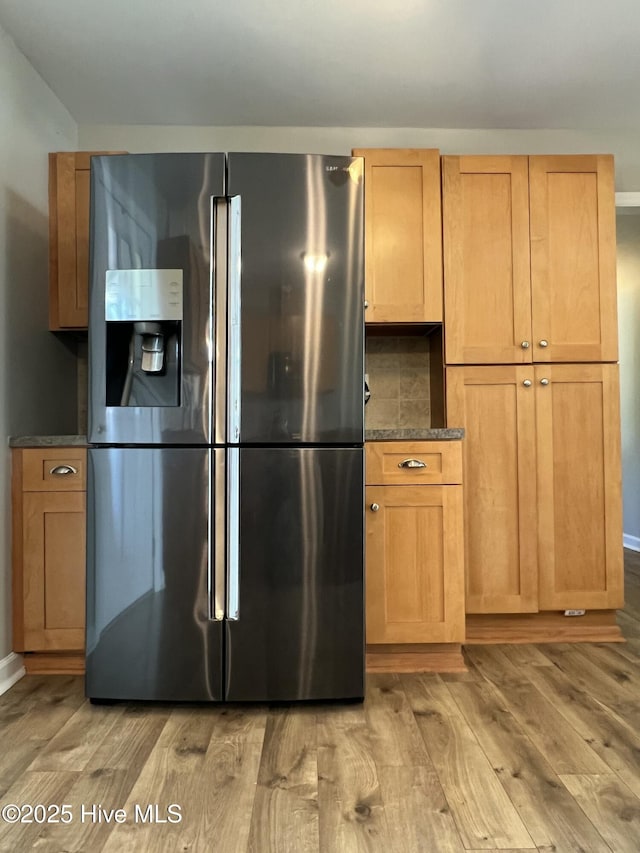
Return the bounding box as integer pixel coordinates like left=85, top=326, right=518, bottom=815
left=105, top=269, right=183, bottom=407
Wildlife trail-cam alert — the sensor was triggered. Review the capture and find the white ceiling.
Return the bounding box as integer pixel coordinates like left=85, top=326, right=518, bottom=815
left=1, top=0, right=640, bottom=128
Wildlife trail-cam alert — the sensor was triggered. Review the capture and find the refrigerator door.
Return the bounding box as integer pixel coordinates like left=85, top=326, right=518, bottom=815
left=225, top=447, right=364, bottom=701
left=227, top=153, right=364, bottom=445
left=86, top=447, right=223, bottom=701
left=88, top=153, right=225, bottom=446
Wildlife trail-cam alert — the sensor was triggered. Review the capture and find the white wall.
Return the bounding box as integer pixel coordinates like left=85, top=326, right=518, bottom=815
left=0, top=26, right=78, bottom=665
left=617, top=210, right=640, bottom=550
left=79, top=125, right=640, bottom=190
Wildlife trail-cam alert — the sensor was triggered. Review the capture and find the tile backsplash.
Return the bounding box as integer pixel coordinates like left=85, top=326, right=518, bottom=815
left=365, top=335, right=431, bottom=430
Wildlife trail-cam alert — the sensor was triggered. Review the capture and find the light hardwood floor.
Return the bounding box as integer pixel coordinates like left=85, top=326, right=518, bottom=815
left=1, top=550, right=640, bottom=852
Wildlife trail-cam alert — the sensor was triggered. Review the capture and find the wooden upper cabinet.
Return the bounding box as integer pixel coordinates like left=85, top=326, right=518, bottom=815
left=535, top=363, right=623, bottom=610
left=529, top=155, right=618, bottom=363
left=49, top=151, right=123, bottom=330
left=443, top=156, right=532, bottom=364
left=443, top=153, right=618, bottom=365
left=353, top=148, right=442, bottom=323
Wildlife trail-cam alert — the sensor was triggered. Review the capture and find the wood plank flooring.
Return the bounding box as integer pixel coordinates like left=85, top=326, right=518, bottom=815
left=1, top=549, right=640, bottom=852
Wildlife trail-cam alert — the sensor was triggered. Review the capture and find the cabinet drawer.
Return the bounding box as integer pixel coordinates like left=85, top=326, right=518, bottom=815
left=21, top=448, right=87, bottom=492
left=366, top=441, right=462, bottom=485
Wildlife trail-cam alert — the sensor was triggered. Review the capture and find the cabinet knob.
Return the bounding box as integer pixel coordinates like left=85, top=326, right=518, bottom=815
left=49, top=465, right=77, bottom=476
left=521, top=341, right=530, bottom=349
left=364, top=301, right=369, bottom=309
left=540, top=378, right=549, bottom=386
left=370, top=503, right=380, bottom=512
left=539, top=339, right=549, bottom=347
left=522, top=379, right=532, bottom=387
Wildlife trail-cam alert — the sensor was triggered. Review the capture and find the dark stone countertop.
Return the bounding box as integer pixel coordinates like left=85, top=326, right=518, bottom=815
left=365, top=428, right=464, bottom=441
left=10, top=429, right=464, bottom=446
left=9, top=435, right=88, bottom=448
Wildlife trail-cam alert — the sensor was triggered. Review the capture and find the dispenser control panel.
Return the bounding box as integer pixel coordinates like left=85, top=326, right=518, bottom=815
left=105, top=269, right=184, bottom=322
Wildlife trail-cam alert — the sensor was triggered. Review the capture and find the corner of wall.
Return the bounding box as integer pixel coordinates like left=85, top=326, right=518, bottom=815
left=0, top=652, right=25, bottom=695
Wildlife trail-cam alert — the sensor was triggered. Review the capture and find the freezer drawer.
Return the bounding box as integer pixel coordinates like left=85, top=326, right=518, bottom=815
left=225, top=447, right=364, bottom=701
left=86, top=447, right=223, bottom=701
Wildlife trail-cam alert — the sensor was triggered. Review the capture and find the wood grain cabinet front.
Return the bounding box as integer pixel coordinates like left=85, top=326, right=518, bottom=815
left=443, top=154, right=618, bottom=364
left=49, top=151, right=124, bottom=330
left=446, top=364, right=623, bottom=615
left=353, top=148, right=443, bottom=323
left=12, top=448, right=87, bottom=668
left=365, top=442, right=465, bottom=647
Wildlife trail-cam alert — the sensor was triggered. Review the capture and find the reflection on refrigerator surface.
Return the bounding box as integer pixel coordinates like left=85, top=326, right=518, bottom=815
left=87, top=152, right=364, bottom=703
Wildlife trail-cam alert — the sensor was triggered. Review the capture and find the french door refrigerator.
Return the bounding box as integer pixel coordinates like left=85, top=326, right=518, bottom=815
left=86, top=153, right=364, bottom=702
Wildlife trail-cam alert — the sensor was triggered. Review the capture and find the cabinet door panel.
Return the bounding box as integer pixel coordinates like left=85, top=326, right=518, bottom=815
left=443, top=156, right=531, bottom=364
left=49, top=153, right=90, bottom=329
left=23, top=491, right=86, bottom=651
left=530, top=155, right=618, bottom=362
left=366, top=484, right=464, bottom=643
left=74, top=167, right=90, bottom=314
left=49, top=151, right=124, bottom=329
left=536, top=364, right=623, bottom=609
left=49, top=152, right=79, bottom=328
left=354, top=148, right=442, bottom=323
left=446, top=366, right=538, bottom=613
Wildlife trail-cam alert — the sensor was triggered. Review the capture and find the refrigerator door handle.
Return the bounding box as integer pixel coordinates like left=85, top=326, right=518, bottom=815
left=213, top=197, right=228, bottom=445
left=210, top=448, right=226, bottom=621
left=227, top=195, right=242, bottom=445
left=226, top=447, right=240, bottom=620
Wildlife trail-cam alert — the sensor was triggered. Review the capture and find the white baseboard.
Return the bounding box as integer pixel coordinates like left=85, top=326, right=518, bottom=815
left=623, top=533, right=640, bottom=552
left=0, top=652, right=25, bottom=696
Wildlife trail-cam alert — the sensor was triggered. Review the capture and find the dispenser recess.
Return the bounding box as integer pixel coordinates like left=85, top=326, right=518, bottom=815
left=105, top=269, right=183, bottom=408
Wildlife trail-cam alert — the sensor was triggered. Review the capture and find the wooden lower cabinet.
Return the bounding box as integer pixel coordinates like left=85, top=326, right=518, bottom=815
left=365, top=441, right=465, bottom=671
left=366, top=484, right=464, bottom=642
left=446, top=364, right=623, bottom=620
left=446, top=366, right=538, bottom=613
left=12, top=448, right=87, bottom=672
left=536, top=364, right=623, bottom=610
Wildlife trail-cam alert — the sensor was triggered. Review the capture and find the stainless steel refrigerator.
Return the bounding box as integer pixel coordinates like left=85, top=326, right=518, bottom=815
left=86, top=153, right=364, bottom=702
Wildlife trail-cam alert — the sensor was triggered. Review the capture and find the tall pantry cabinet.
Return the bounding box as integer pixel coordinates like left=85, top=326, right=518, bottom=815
left=444, top=154, right=623, bottom=631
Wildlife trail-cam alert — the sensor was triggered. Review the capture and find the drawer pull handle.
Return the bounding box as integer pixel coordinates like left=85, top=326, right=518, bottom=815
left=49, top=465, right=77, bottom=476
left=398, top=458, right=427, bottom=469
